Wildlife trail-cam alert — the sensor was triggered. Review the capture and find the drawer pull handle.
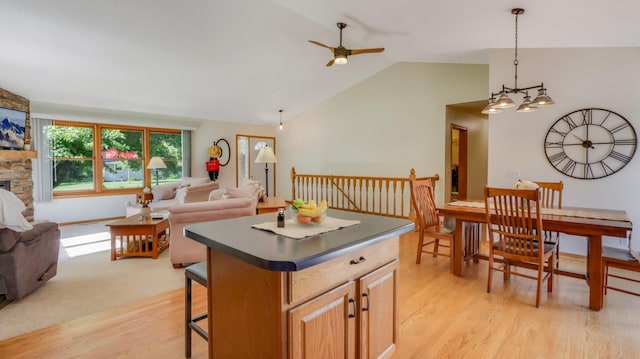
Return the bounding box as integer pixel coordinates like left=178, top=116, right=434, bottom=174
left=362, top=293, right=369, bottom=311
left=349, top=256, right=366, bottom=265
left=348, top=298, right=356, bottom=318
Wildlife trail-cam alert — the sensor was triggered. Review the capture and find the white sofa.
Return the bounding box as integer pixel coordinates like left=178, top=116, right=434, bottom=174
left=149, top=177, right=219, bottom=211
left=126, top=177, right=219, bottom=216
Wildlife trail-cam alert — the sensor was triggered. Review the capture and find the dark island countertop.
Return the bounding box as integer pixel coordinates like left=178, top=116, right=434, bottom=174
left=185, top=209, right=415, bottom=272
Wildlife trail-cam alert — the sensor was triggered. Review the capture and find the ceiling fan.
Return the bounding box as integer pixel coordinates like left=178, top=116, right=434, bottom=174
left=309, top=22, right=385, bottom=67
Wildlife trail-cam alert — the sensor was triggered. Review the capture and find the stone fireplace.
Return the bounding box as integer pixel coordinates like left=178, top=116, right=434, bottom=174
left=1, top=88, right=35, bottom=221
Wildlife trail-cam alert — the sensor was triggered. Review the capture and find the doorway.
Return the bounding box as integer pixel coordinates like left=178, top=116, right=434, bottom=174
left=451, top=125, right=468, bottom=201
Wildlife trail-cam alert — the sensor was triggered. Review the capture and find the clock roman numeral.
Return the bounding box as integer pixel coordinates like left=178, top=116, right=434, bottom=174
left=610, top=122, right=631, bottom=134
left=549, top=128, right=567, bottom=137
left=548, top=152, right=567, bottom=164
left=562, top=159, right=577, bottom=176
left=581, top=109, right=593, bottom=125
left=560, top=115, right=579, bottom=130
left=600, top=161, right=616, bottom=176
left=584, top=163, right=595, bottom=179
left=614, top=138, right=637, bottom=146
left=544, top=141, right=563, bottom=149
left=609, top=150, right=632, bottom=163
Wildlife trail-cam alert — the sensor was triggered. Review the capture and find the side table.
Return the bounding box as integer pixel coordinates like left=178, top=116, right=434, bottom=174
left=256, top=196, right=287, bottom=214
left=107, top=216, right=170, bottom=260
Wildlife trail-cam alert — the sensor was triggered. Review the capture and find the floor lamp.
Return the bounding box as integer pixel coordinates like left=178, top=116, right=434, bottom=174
left=255, top=146, right=276, bottom=197
left=147, top=157, right=166, bottom=186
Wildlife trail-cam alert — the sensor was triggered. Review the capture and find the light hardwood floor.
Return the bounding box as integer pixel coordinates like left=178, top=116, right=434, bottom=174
left=1, top=232, right=639, bottom=358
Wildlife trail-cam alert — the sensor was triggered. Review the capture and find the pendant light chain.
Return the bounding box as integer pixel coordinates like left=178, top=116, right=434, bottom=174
left=513, top=11, right=519, bottom=91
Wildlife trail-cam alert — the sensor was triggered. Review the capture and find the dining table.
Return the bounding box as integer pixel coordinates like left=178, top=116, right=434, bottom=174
left=437, top=201, right=633, bottom=311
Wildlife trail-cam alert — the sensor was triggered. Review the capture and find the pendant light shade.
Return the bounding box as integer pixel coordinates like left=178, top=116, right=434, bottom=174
left=494, top=91, right=516, bottom=108
left=481, top=98, right=504, bottom=114
left=533, top=88, right=555, bottom=106
left=516, top=93, right=538, bottom=112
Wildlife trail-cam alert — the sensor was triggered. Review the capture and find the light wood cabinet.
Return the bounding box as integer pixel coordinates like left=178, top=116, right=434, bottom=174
left=207, top=236, right=399, bottom=358
left=289, top=281, right=357, bottom=359
left=288, top=260, right=399, bottom=359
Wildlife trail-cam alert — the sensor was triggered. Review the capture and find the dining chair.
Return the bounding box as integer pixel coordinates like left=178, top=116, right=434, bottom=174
left=603, top=232, right=640, bottom=301
left=484, top=186, right=556, bottom=308
left=410, top=178, right=479, bottom=264
left=534, top=181, right=563, bottom=268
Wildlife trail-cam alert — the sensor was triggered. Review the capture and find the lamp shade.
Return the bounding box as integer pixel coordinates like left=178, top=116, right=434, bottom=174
left=147, top=157, right=167, bottom=169
left=255, top=146, right=277, bottom=164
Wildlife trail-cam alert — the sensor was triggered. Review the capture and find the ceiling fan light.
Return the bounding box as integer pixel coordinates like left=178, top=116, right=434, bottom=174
left=494, top=92, right=515, bottom=108
left=533, top=88, right=555, bottom=106
left=334, top=55, right=348, bottom=65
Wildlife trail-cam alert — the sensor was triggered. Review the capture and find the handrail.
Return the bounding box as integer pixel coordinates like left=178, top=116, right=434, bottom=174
left=290, top=167, right=439, bottom=219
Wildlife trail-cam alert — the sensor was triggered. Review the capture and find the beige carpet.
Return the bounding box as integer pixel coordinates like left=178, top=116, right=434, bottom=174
left=0, top=221, right=185, bottom=341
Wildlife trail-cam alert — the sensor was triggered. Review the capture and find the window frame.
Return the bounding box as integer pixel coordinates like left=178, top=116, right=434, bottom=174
left=51, top=120, right=182, bottom=198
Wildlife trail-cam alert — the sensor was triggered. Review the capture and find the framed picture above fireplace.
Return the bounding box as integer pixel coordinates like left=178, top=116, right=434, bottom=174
left=0, top=107, right=26, bottom=150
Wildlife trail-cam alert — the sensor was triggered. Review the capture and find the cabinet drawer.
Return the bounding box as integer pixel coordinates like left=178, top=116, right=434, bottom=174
left=288, top=237, right=399, bottom=305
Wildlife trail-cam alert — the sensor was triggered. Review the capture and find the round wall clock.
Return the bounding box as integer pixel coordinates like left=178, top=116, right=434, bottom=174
left=544, top=108, right=637, bottom=179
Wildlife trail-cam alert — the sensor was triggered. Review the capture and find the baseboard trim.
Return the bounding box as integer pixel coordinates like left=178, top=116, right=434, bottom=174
left=59, top=216, right=125, bottom=226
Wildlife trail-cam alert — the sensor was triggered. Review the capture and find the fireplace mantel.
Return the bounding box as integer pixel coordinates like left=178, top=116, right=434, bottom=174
left=0, top=150, right=37, bottom=160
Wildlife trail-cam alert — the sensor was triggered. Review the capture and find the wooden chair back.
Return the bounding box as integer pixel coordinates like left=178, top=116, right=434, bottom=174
left=410, top=178, right=439, bottom=231
left=484, top=186, right=555, bottom=307
left=484, top=187, right=543, bottom=261
left=534, top=181, right=563, bottom=209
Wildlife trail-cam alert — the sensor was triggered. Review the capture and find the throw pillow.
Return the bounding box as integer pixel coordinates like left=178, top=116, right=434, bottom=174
left=151, top=183, right=179, bottom=201
left=175, top=187, right=189, bottom=204
left=0, top=189, right=33, bottom=232
left=208, top=188, right=226, bottom=201
left=180, top=177, right=209, bottom=187
left=223, top=187, right=253, bottom=199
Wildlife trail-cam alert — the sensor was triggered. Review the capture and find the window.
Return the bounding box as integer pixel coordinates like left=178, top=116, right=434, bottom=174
left=49, top=121, right=182, bottom=197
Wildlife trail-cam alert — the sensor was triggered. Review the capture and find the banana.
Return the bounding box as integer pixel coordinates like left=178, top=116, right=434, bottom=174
left=298, top=199, right=317, bottom=209
left=298, top=200, right=327, bottom=217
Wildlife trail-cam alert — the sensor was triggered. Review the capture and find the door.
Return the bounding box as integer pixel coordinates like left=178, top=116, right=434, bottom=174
left=358, top=260, right=399, bottom=359
left=289, top=281, right=356, bottom=359
left=236, top=135, right=276, bottom=196
left=451, top=125, right=468, bottom=201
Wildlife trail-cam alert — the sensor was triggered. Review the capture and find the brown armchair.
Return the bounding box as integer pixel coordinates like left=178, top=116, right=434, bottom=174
left=0, top=222, right=60, bottom=301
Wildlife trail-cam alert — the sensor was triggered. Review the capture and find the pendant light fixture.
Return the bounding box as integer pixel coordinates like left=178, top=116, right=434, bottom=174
left=278, top=109, right=284, bottom=130
left=483, top=8, right=555, bottom=115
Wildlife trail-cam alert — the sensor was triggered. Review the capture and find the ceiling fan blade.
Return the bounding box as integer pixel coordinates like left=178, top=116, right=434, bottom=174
left=326, top=59, right=335, bottom=67
left=309, top=40, right=334, bottom=51
left=350, top=48, right=385, bottom=55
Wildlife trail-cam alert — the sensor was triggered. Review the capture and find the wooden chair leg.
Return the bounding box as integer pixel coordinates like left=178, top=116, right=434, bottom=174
left=487, top=257, right=493, bottom=293
left=548, top=254, right=554, bottom=293
left=432, top=238, right=440, bottom=258
left=416, top=231, right=425, bottom=264
left=536, top=264, right=543, bottom=308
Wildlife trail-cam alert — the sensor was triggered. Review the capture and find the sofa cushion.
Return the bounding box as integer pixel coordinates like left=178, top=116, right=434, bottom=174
left=151, top=182, right=180, bottom=201
left=208, top=188, right=226, bottom=201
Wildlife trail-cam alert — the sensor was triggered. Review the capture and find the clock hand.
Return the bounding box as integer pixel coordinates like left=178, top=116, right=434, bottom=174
left=573, top=134, right=595, bottom=149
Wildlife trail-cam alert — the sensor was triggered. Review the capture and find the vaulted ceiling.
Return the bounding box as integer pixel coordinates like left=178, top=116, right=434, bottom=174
left=3, top=1, right=639, bottom=126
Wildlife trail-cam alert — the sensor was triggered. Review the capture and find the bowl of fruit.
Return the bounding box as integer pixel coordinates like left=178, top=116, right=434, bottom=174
left=290, top=198, right=327, bottom=224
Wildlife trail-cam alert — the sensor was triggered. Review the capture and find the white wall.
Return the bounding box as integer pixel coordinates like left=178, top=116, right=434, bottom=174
left=276, top=62, right=489, bottom=205
left=488, top=47, right=640, bottom=253
left=33, top=105, right=275, bottom=223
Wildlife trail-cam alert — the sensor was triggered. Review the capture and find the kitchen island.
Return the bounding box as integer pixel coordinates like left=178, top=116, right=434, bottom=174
left=186, top=209, right=415, bottom=359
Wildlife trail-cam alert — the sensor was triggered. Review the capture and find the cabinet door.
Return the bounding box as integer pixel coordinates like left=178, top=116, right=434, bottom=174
left=289, top=281, right=356, bottom=359
left=358, top=260, right=399, bottom=359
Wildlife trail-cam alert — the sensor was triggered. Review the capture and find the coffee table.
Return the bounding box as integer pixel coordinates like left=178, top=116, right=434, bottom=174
left=107, top=216, right=170, bottom=260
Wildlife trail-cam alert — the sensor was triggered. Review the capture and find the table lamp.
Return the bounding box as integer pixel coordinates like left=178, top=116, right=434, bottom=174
left=147, top=157, right=166, bottom=186
left=255, top=146, right=276, bottom=197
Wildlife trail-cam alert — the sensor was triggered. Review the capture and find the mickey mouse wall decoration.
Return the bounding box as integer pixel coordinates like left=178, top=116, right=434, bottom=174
left=206, top=138, right=230, bottom=181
